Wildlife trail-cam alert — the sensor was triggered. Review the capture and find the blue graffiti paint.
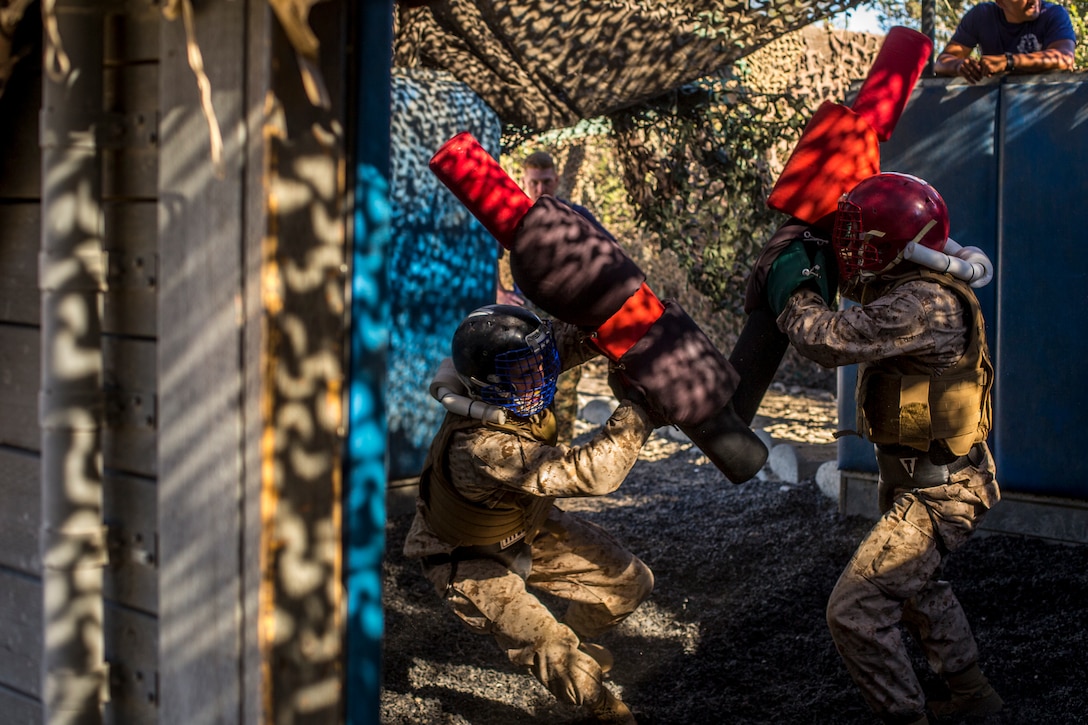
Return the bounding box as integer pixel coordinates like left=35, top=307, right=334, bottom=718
left=346, top=160, right=390, bottom=725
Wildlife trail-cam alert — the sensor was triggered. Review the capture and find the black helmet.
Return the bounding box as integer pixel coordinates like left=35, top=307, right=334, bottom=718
left=451, top=305, right=560, bottom=418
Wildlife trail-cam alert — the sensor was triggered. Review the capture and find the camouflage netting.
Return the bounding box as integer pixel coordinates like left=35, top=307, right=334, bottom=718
left=606, top=25, right=884, bottom=311
left=494, top=26, right=887, bottom=390
left=392, top=0, right=871, bottom=131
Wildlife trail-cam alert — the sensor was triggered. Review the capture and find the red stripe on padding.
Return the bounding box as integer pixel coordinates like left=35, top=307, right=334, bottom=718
left=592, top=282, right=665, bottom=361
left=429, top=132, right=532, bottom=250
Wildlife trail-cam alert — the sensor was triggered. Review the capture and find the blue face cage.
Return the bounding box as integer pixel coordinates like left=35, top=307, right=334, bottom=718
left=476, top=325, right=560, bottom=418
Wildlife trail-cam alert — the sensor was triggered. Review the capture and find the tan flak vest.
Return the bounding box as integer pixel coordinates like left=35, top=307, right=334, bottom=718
left=420, top=410, right=557, bottom=549
left=856, top=269, right=994, bottom=455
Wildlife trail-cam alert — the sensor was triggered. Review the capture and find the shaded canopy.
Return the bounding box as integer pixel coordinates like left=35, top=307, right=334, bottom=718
left=394, top=0, right=868, bottom=130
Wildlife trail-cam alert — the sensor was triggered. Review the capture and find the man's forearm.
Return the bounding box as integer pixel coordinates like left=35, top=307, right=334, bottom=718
left=1005, top=48, right=1075, bottom=73
left=933, top=53, right=965, bottom=76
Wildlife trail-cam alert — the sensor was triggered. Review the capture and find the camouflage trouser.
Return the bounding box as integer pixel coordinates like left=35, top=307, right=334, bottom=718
left=826, top=443, right=1000, bottom=721
left=554, top=366, right=582, bottom=447
left=421, top=506, right=653, bottom=708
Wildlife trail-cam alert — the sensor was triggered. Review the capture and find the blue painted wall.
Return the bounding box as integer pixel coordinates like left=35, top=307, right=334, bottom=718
left=838, top=75, right=1088, bottom=499
left=345, top=3, right=393, bottom=723
left=386, top=70, right=502, bottom=480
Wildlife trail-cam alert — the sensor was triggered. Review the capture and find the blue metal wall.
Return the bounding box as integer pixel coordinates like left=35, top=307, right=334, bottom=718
left=838, top=75, right=1088, bottom=499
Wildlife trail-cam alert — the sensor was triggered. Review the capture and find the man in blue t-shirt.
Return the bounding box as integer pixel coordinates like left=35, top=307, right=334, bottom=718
left=934, top=0, right=1076, bottom=83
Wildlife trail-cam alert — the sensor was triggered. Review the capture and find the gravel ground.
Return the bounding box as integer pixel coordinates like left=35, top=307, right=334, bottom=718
left=381, top=361, right=1088, bottom=724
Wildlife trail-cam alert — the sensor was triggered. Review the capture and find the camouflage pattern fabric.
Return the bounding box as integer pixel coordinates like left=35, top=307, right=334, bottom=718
left=417, top=507, right=652, bottom=709
left=403, top=319, right=655, bottom=712
left=554, top=365, right=582, bottom=447
left=778, top=278, right=1000, bottom=721
left=392, top=0, right=870, bottom=131
left=826, top=447, right=999, bottom=717
left=777, top=283, right=970, bottom=371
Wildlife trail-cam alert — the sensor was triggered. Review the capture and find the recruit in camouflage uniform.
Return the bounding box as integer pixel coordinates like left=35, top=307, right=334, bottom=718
left=404, top=307, right=656, bottom=724
left=763, top=173, right=1003, bottom=725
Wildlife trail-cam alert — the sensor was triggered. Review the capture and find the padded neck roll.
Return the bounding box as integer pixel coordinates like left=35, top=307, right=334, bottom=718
left=428, top=132, right=532, bottom=250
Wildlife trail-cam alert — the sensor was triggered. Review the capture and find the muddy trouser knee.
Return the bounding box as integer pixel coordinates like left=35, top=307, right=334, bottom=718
left=877, top=444, right=993, bottom=677
left=423, top=555, right=607, bottom=708
left=528, top=509, right=654, bottom=640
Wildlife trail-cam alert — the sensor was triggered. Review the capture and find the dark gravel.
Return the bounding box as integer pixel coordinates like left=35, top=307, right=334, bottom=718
left=380, top=424, right=1088, bottom=725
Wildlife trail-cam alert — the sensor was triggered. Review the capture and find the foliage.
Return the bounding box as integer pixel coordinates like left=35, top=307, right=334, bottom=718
left=1068, top=0, right=1088, bottom=66
left=604, top=72, right=807, bottom=314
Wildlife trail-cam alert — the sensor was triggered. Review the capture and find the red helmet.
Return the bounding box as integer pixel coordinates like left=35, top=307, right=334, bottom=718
left=832, top=172, right=949, bottom=285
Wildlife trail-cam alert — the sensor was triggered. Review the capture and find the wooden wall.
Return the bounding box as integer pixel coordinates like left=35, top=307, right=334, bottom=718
left=0, top=1, right=352, bottom=722
left=0, top=2, right=161, bottom=722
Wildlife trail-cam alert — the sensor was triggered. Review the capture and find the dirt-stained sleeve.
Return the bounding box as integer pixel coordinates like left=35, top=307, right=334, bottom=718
left=776, top=283, right=966, bottom=369
left=459, top=402, right=655, bottom=499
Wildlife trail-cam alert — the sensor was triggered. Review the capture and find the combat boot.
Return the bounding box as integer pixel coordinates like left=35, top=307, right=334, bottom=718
left=928, top=663, right=1003, bottom=719
left=589, top=687, right=637, bottom=724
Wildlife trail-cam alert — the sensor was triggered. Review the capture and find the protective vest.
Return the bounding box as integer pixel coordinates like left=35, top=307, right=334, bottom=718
left=419, top=411, right=557, bottom=549
left=856, top=270, right=993, bottom=455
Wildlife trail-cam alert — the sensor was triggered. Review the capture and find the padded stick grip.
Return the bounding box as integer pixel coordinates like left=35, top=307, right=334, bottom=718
left=428, top=132, right=532, bottom=250
left=680, top=404, right=769, bottom=484
left=850, top=26, right=933, bottom=142
left=728, top=306, right=792, bottom=426
left=614, top=299, right=738, bottom=426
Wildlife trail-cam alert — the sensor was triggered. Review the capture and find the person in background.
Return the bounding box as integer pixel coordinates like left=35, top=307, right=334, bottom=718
left=498, top=150, right=615, bottom=446
left=934, top=0, right=1076, bottom=83
left=762, top=173, right=1003, bottom=725
left=404, top=304, right=662, bottom=724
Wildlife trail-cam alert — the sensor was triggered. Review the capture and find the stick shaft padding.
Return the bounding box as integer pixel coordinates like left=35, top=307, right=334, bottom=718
left=428, top=132, right=532, bottom=250
left=766, top=102, right=880, bottom=224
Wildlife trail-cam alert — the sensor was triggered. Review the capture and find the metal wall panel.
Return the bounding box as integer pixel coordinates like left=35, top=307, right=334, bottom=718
left=992, top=78, right=1088, bottom=495
left=837, top=76, right=1088, bottom=499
